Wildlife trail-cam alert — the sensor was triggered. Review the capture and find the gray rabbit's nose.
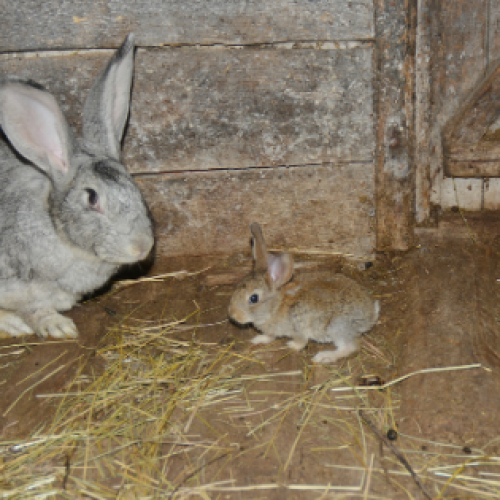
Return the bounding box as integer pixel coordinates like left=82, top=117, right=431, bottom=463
left=128, top=233, right=154, bottom=261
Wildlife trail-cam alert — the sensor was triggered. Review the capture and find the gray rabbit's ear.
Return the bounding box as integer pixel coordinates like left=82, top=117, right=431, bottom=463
left=250, top=223, right=268, bottom=272
left=82, top=33, right=135, bottom=160
left=267, top=253, right=294, bottom=289
left=0, top=79, right=74, bottom=185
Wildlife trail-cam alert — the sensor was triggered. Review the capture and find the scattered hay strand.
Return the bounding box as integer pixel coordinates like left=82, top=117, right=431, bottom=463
left=114, top=267, right=211, bottom=288
left=329, top=362, right=483, bottom=393
left=3, top=361, right=71, bottom=417
left=15, top=352, right=67, bottom=386
left=270, top=247, right=370, bottom=260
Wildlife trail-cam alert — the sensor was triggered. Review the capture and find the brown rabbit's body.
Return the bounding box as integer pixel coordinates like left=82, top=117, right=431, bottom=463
left=228, top=224, right=379, bottom=364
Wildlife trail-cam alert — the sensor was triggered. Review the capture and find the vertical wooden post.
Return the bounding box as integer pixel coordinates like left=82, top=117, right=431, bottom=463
left=374, top=0, right=416, bottom=250
left=414, top=0, right=433, bottom=223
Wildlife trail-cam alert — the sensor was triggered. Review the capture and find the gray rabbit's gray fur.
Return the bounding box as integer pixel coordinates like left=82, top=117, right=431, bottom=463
left=0, top=33, right=154, bottom=339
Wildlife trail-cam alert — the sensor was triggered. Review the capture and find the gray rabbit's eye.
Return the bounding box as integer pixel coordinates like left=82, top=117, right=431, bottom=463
left=249, top=294, right=259, bottom=304
left=85, top=188, right=99, bottom=209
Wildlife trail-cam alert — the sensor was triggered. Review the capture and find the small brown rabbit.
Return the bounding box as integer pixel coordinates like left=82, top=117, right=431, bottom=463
left=228, top=223, right=380, bottom=364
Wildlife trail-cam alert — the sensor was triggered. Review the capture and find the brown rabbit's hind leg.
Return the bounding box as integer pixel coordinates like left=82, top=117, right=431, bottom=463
left=0, top=310, right=34, bottom=336
left=312, top=338, right=360, bottom=364
left=287, top=337, right=308, bottom=351
left=251, top=334, right=275, bottom=345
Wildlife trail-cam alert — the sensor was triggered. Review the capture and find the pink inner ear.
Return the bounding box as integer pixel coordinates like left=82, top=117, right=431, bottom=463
left=267, top=253, right=294, bottom=288
left=5, top=90, right=68, bottom=174
left=28, top=98, right=67, bottom=171
left=109, top=55, right=133, bottom=147
left=267, top=254, right=285, bottom=284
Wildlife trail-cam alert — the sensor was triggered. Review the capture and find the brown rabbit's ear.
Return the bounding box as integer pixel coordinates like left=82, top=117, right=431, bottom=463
left=266, top=253, right=294, bottom=289
left=250, top=223, right=268, bottom=271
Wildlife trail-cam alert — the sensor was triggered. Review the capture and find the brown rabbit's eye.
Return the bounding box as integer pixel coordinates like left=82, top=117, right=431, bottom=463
left=249, top=294, right=259, bottom=304
left=85, top=189, right=99, bottom=208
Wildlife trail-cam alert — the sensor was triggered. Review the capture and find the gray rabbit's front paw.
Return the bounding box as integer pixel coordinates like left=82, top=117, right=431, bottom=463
left=0, top=310, right=34, bottom=336
left=37, top=313, right=78, bottom=339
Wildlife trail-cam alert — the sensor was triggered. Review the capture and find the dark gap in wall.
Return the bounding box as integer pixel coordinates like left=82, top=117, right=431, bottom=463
left=131, top=160, right=374, bottom=179
left=0, top=39, right=375, bottom=58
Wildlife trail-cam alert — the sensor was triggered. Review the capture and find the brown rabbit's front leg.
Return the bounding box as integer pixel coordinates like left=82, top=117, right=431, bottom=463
left=287, top=337, right=308, bottom=351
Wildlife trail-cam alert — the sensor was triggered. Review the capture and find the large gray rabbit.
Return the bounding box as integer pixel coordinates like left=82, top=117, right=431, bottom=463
left=0, top=33, right=154, bottom=339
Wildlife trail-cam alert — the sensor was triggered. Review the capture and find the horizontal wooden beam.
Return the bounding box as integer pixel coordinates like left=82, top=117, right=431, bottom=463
left=0, top=0, right=374, bottom=52
left=445, top=160, right=500, bottom=178
left=137, top=163, right=376, bottom=258
left=0, top=45, right=374, bottom=174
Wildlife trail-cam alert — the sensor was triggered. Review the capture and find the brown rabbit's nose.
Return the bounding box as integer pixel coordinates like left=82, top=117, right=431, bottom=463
left=228, top=302, right=250, bottom=325
left=228, top=302, right=238, bottom=321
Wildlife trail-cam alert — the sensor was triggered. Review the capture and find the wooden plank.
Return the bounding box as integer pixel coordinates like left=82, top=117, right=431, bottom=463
left=0, top=0, right=374, bottom=52
left=489, top=2, right=500, bottom=62
left=373, top=0, right=416, bottom=250
left=446, top=144, right=500, bottom=163
left=447, top=160, right=500, bottom=178
left=137, top=163, right=376, bottom=258
left=0, top=46, right=374, bottom=173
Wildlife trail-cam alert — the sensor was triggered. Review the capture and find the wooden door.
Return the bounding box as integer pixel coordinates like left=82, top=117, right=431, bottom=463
left=416, top=0, right=500, bottom=216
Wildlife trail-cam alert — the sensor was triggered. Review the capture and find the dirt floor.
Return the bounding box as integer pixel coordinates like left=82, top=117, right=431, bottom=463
left=2, top=213, right=500, bottom=499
